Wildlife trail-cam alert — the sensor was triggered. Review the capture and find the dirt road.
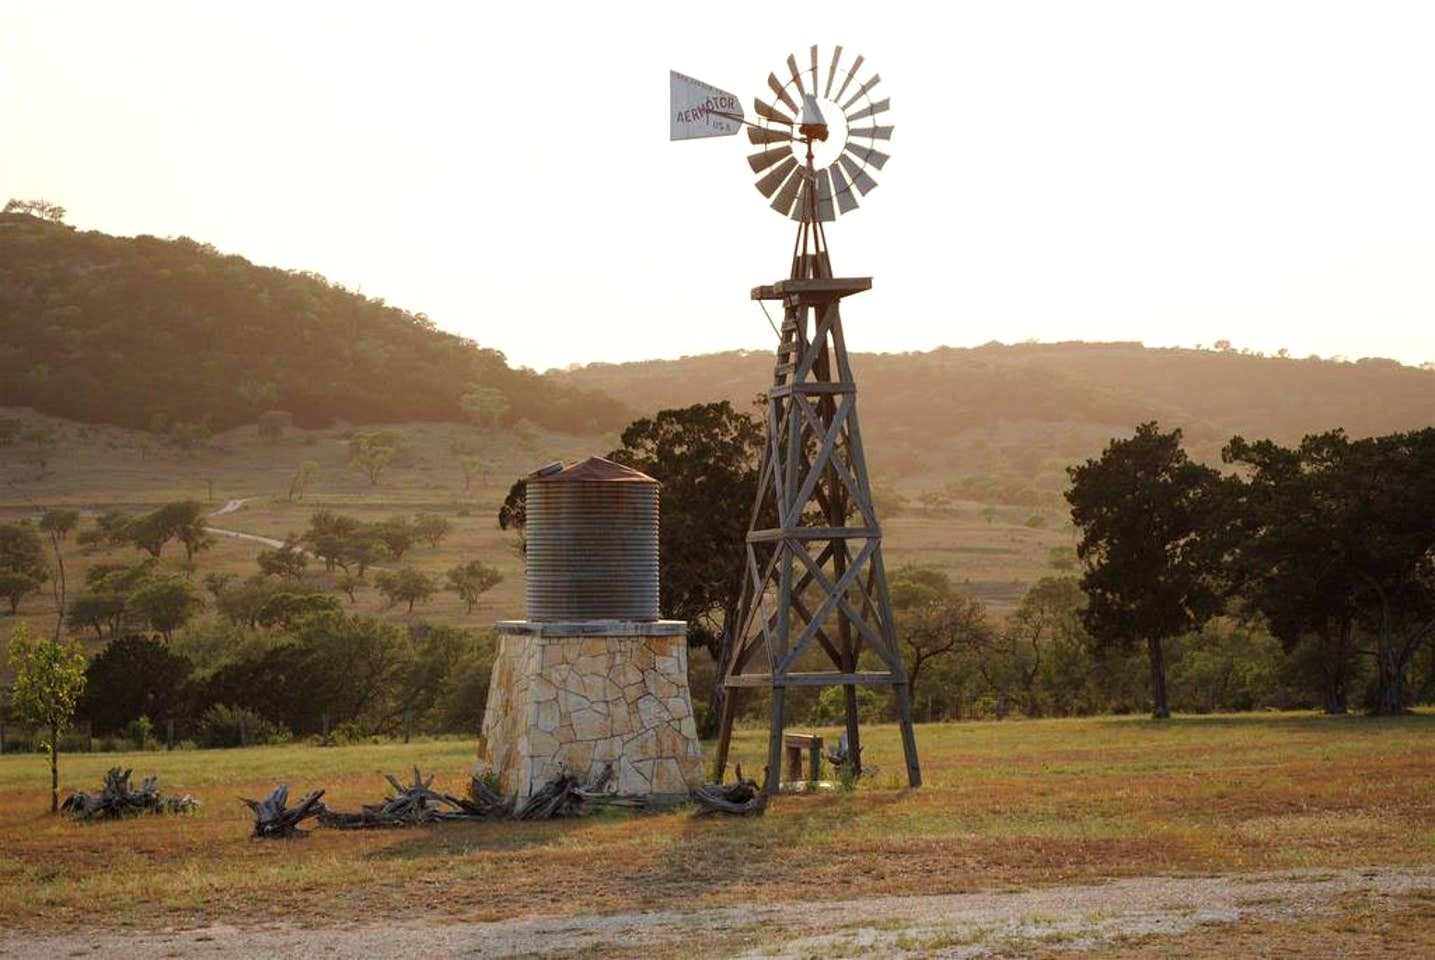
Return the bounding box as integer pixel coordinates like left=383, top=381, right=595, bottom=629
left=4, top=867, right=1429, bottom=958
left=203, top=497, right=290, bottom=550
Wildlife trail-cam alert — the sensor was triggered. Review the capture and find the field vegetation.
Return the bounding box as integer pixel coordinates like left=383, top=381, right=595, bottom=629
left=0, top=713, right=1429, bottom=933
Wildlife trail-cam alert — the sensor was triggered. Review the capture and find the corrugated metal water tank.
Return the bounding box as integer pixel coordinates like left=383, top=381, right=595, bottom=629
left=525, top=457, right=660, bottom=621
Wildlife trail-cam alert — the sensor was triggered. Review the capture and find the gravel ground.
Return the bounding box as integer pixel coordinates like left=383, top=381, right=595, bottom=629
left=3, top=867, right=1430, bottom=959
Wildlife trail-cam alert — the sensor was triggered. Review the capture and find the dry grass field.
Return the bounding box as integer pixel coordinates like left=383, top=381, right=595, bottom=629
left=6, top=411, right=1430, bottom=953
left=0, top=712, right=1430, bottom=944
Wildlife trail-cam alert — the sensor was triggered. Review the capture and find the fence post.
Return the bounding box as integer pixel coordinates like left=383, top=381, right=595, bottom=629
left=239, top=715, right=248, bottom=748
left=322, top=712, right=330, bottom=746
left=404, top=710, right=413, bottom=744
left=84, top=719, right=93, bottom=753
left=0, top=720, right=5, bottom=755
left=166, top=718, right=175, bottom=751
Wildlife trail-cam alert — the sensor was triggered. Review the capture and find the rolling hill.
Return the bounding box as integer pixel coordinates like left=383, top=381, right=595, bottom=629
left=544, top=342, right=1435, bottom=494
left=0, top=212, right=632, bottom=434
left=4, top=211, right=1431, bottom=500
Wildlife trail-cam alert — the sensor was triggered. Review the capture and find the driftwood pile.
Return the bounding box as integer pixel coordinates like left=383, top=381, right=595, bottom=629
left=241, top=783, right=327, bottom=838
left=693, top=764, right=766, bottom=816
left=319, top=766, right=512, bottom=829
left=61, top=767, right=200, bottom=820
left=516, top=763, right=646, bottom=819
left=463, top=773, right=517, bottom=819
left=240, top=764, right=648, bottom=837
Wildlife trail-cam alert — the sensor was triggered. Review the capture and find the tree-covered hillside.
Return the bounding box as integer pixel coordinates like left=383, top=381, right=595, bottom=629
left=546, top=342, right=1435, bottom=487
left=0, top=213, right=631, bottom=434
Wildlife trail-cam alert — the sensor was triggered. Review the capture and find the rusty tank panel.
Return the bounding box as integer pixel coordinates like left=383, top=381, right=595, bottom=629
left=524, top=457, right=659, bottom=621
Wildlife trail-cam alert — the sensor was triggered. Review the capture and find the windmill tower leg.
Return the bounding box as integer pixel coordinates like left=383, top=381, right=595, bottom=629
left=716, top=231, right=922, bottom=794
left=677, top=44, right=912, bottom=791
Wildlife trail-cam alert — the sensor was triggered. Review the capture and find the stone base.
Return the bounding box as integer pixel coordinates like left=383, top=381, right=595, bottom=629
left=478, top=620, right=704, bottom=801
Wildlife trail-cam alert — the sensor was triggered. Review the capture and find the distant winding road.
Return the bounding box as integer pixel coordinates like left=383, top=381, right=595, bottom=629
left=203, top=498, right=287, bottom=549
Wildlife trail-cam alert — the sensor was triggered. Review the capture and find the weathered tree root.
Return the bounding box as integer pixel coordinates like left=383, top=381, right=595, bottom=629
left=319, top=766, right=514, bottom=829
left=693, top=764, right=766, bottom=816
left=453, top=773, right=517, bottom=819
left=240, top=783, right=327, bottom=838
left=61, top=767, right=200, bottom=820
left=242, top=763, right=653, bottom=836
left=516, top=763, right=646, bottom=820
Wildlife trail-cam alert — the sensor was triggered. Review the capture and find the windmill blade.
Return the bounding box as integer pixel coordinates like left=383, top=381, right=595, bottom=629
left=810, top=45, right=819, bottom=93
left=747, top=145, right=792, bottom=173
left=789, top=175, right=814, bottom=222
left=770, top=165, right=804, bottom=217
left=845, top=97, right=890, bottom=123
left=830, top=163, right=860, bottom=214
left=825, top=45, right=843, bottom=99
left=849, top=125, right=894, bottom=140
left=767, top=73, right=799, bottom=114
left=748, top=126, right=794, bottom=145
left=833, top=54, right=863, bottom=103
left=754, top=97, right=794, bottom=126
left=844, top=143, right=890, bottom=170
left=786, top=55, right=806, bottom=98
left=842, top=73, right=882, bottom=110
left=839, top=155, right=879, bottom=195
left=815, top=168, right=836, bottom=222
left=755, top=156, right=799, bottom=198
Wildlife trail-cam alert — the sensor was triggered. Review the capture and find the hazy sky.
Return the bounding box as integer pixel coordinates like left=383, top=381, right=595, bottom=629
left=4, top=1, right=1435, bottom=370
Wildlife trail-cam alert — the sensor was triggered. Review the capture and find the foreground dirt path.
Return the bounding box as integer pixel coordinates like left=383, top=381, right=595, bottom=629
left=4, top=867, right=1430, bottom=958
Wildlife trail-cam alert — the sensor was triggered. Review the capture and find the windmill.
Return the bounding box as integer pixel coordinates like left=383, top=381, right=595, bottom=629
left=671, top=47, right=920, bottom=795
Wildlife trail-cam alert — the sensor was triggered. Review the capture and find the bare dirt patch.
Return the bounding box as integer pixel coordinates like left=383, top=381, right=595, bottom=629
left=2, top=867, right=1429, bottom=958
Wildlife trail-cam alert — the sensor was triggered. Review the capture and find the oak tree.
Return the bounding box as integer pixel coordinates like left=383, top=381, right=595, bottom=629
left=1066, top=422, right=1223, bottom=719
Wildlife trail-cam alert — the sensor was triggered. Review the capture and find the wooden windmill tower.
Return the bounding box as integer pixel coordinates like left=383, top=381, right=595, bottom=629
left=672, top=47, right=921, bottom=794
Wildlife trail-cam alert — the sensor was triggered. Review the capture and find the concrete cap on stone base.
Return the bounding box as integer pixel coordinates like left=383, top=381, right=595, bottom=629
left=495, top=619, right=687, bottom=638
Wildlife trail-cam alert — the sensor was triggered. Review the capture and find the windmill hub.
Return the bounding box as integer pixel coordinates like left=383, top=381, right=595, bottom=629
left=798, top=93, right=830, bottom=144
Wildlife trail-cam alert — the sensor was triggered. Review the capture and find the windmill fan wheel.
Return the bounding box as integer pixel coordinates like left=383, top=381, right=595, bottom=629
left=747, top=44, right=892, bottom=222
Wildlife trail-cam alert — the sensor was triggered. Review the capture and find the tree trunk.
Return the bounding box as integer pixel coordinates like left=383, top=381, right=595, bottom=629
left=1318, top=624, right=1349, bottom=713
left=842, top=683, right=862, bottom=773
left=49, top=723, right=59, bottom=814
left=704, top=681, right=724, bottom=741
left=1374, top=629, right=1405, bottom=716
left=1370, top=594, right=1407, bottom=717
left=50, top=529, right=66, bottom=642
left=1147, top=637, right=1170, bottom=719
left=705, top=598, right=740, bottom=741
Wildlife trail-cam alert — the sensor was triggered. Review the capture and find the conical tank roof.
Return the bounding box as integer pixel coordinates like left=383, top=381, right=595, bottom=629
left=532, top=456, right=657, bottom=484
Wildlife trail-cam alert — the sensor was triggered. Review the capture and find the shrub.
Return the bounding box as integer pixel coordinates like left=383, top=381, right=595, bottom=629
left=128, top=714, right=154, bottom=750
left=328, top=721, right=369, bottom=745
left=691, top=700, right=713, bottom=740
left=197, top=703, right=291, bottom=748
left=810, top=685, right=886, bottom=725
